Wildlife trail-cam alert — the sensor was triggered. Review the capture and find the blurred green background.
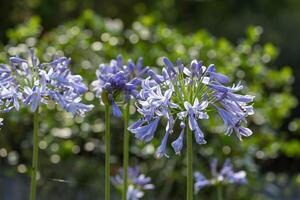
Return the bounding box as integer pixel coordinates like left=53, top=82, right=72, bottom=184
left=0, top=0, right=300, bottom=199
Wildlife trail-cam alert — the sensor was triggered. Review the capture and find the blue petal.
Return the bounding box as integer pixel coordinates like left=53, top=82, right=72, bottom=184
left=194, top=172, right=210, bottom=193
left=0, top=64, right=11, bottom=73
left=9, top=57, right=27, bottom=64
left=210, top=72, right=230, bottom=84
left=210, top=159, right=218, bottom=177
left=211, top=104, right=235, bottom=127
left=136, top=57, right=143, bottom=72
left=220, top=159, right=232, bottom=175
left=194, top=125, right=207, bottom=144
left=127, top=59, right=135, bottom=72
left=155, top=131, right=169, bottom=158
left=235, top=126, right=252, bottom=140
left=129, top=78, right=142, bottom=86
left=116, top=55, right=123, bottom=68
left=128, top=119, right=144, bottom=131
left=130, top=117, right=160, bottom=142
left=29, top=48, right=38, bottom=66
left=112, top=100, right=122, bottom=118
left=177, top=59, right=184, bottom=73
left=147, top=70, right=164, bottom=83
left=228, top=171, right=247, bottom=184
left=70, top=81, right=88, bottom=94
left=188, top=114, right=197, bottom=131
left=171, top=127, right=184, bottom=155
left=30, top=94, right=40, bottom=112
left=46, top=57, right=68, bottom=66
left=13, top=94, right=19, bottom=111
left=162, top=68, right=169, bottom=80
left=137, top=66, right=149, bottom=77
left=49, top=90, right=66, bottom=108
left=65, top=102, right=94, bottom=116
left=208, top=83, right=231, bottom=93
left=163, top=57, right=177, bottom=75
left=190, top=60, right=202, bottom=77
left=227, top=93, right=254, bottom=103
left=207, top=64, right=215, bottom=73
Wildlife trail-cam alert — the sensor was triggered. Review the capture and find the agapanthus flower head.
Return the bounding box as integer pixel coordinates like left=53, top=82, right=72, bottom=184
left=0, top=48, right=93, bottom=118
left=194, top=158, right=247, bottom=193
left=92, top=55, right=148, bottom=117
left=111, top=167, right=154, bottom=200
left=128, top=57, right=254, bottom=157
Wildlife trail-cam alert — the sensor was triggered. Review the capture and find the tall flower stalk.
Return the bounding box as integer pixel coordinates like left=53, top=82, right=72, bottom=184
left=105, top=104, right=111, bottom=200
left=187, top=125, right=193, bottom=200
left=92, top=56, right=148, bottom=199
left=123, top=101, right=130, bottom=200
left=29, top=109, right=39, bottom=200
left=0, top=49, right=93, bottom=200
left=217, top=185, right=223, bottom=200
left=128, top=57, right=254, bottom=199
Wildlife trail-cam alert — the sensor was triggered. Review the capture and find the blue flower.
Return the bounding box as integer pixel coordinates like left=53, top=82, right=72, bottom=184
left=126, top=185, right=144, bottom=200
left=23, top=84, right=43, bottom=113
left=219, top=159, right=247, bottom=185
left=194, top=159, right=247, bottom=193
left=0, top=85, right=20, bottom=112
left=178, top=99, right=209, bottom=145
left=211, top=104, right=253, bottom=140
left=111, top=167, right=154, bottom=200
left=64, top=100, right=94, bottom=116
left=92, top=55, right=148, bottom=117
left=128, top=117, right=160, bottom=142
left=0, top=48, right=93, bottom=116
left=128, top=57, right=254, bottom=157
left=171, top=122, right=185, bottom=155
left=194, top=172, right=210, bottom=193
left=207, top=64, right=230, bottom=84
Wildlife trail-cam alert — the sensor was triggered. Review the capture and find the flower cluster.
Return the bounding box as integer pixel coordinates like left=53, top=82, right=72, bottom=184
left=92, top=55, right=148, bottom=117
left=111, top=167, right=154, bottom=200
left=128, top=57, right=254, bottom=158
left=194, top=159, right=247, bottom=193
left=0, top=49, right=93, bottom=120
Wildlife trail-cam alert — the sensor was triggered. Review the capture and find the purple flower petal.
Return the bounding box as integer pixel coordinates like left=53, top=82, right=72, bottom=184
left=171, top=122, right=185, bottom=155
left=112, top=100, right=122, bottom=118
left=130, top=117, right=160, bottom=142
left=155, top=131, right=169, bottom=158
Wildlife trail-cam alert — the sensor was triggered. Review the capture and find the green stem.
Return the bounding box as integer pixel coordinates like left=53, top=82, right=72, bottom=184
left=122, top=102, right=130, bottom=200
left=29, top=109, right=39, bottom=200
left=187, top=125, right=193, bottom=200
left=105, top=105, right=111, bottom=200
left=217, top=185, right=223, bottom=200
